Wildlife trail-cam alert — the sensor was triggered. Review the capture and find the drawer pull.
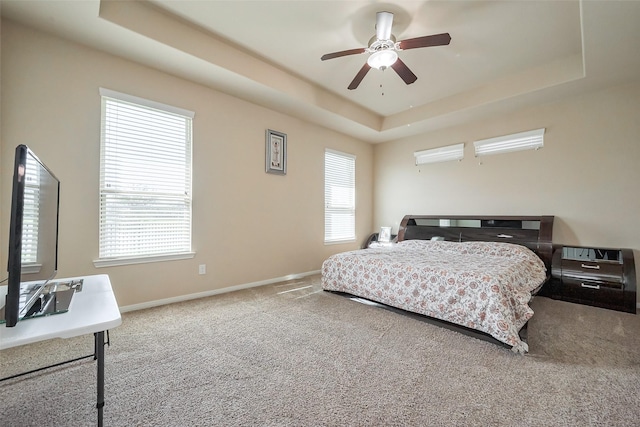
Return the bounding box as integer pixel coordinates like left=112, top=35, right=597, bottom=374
left=580, top=263, right=600, bottom=270
left=497, top=234, right=513, bottom=238
left=581, top=283, right=600, bottom=290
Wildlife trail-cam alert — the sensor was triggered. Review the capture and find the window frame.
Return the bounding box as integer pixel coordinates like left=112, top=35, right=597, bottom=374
left=94, top=88, right=195, bottom=268
left=324, top=148, right=356, bottom=245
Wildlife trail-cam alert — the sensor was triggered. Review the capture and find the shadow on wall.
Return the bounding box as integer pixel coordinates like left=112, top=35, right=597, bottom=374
left=552, top=217, right=578, bottom=246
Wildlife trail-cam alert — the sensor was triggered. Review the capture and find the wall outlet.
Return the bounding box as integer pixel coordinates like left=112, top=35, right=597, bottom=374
left=198, top=264, right=206, bottom=275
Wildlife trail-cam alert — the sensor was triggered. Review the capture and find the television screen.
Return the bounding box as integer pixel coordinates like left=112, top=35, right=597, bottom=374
left=2, top=145, right=60, bottom=327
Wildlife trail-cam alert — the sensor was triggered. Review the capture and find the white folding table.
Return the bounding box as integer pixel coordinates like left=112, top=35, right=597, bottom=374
left=1, top=274, right=122, bottom=426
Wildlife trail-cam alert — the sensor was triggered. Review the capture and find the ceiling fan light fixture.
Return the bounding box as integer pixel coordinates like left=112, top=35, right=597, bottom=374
left=367, top=49, right=398, bottom=70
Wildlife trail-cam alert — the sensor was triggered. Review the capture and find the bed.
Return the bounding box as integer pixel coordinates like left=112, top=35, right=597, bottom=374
left=321, top=215, right=554, bottom=353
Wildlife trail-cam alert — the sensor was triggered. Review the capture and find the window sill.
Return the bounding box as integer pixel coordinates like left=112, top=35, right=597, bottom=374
left=93, top=252, right=195, bottom=268
left=324, top=238, right=356, bottom=246
left=21, top=263, right=42, bottom=274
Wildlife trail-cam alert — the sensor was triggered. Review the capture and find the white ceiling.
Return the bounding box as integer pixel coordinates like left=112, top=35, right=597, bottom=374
left=2, top=0, right=640, bottom=143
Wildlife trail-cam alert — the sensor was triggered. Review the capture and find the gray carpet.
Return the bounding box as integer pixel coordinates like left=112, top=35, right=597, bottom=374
left=1, top=275, right=639, bottom=426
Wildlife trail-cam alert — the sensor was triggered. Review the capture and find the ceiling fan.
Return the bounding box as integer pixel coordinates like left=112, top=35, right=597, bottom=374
left=321, top=11, right=451, bottom=90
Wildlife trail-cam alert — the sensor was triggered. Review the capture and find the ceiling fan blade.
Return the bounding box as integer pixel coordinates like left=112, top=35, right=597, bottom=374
left=390, top=58, right=417, bottom=85
left=348, top=63, right=372, bottom=90
left=321, top=48, right=366, bottom=61
left=398, top=33, right=452, bottom=50
left=376, top=11, right=394, bottom=41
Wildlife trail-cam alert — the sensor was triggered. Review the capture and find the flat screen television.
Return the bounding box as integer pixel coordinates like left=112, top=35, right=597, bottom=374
left=2, top=145, right=61, bottom=327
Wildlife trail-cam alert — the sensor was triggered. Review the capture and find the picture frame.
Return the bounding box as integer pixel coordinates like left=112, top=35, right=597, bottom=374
left=379, top=226, right=392, bottom=243
left=265, top=129, right=287, bottom=175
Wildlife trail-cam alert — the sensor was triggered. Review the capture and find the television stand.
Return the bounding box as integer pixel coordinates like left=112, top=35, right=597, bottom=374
left=0, top=279, right=83, bottom=323
left=26, top=279, right=83, bottom=318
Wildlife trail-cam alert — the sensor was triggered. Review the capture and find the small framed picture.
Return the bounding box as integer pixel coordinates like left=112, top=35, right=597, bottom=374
left=265, top=129, right=287, bottom=175
left=379, top=226, right=391, bottom=243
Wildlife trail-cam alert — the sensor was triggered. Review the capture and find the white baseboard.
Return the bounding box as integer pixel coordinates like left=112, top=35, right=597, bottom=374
left=119, top=270, right=321, bottom=313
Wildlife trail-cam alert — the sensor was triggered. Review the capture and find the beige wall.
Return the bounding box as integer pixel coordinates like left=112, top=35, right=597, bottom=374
left=373, top=80, right=640, bottom=302
left=3, top=18, right=638, bottom=309
left=0, top=20, right=373, bottom=307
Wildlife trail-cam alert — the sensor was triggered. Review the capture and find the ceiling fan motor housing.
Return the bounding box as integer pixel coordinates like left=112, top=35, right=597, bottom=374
left=367, top=36, right=398, bottom=69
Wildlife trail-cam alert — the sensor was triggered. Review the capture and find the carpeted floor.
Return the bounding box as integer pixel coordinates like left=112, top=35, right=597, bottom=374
left=1, top=274, right=639, bottom=426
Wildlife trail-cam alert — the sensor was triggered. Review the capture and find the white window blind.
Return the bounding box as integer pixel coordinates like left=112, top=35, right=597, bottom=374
left=324, top=149, right=356, bottom=243
left=98, top=88, right=194, bottom=262
left=414, top=143, right=465, bottom=165
left=474, top=128, right=545, bottom=157
left=21, top=158, right=40, bottom=265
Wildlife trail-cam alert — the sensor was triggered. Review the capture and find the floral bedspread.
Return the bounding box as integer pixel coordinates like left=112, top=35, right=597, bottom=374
left=321, top=240, right=547, bottom=353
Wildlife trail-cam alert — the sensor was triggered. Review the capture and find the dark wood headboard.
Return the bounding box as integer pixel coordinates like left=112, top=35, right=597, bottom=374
left=398, top=215, right=555, bottom=274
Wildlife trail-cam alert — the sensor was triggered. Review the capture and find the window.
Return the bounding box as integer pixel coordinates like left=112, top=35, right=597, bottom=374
left=96, top=88, right=194, bottom=266
left=324, top=149, right=356, bottom=243
left=474, top=128, right=545, bottom=157
left=21, top=158, right=40, bottom=268
left=414, top=143, right=465, bottom=165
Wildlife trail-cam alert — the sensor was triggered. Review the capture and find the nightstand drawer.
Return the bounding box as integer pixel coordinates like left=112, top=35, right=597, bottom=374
left=561, top=271, right=623, bottom=289
left=561, top=278, right=625, bottom=308
left=561, top=259, right=623, bottom=284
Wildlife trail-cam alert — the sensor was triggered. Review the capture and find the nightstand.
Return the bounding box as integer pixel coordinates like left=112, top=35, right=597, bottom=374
left=550, top=246, right=636, bottom=314
left=362, top=232, right=397, bottom=249
left=368, top=241, right=395, bottom=249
